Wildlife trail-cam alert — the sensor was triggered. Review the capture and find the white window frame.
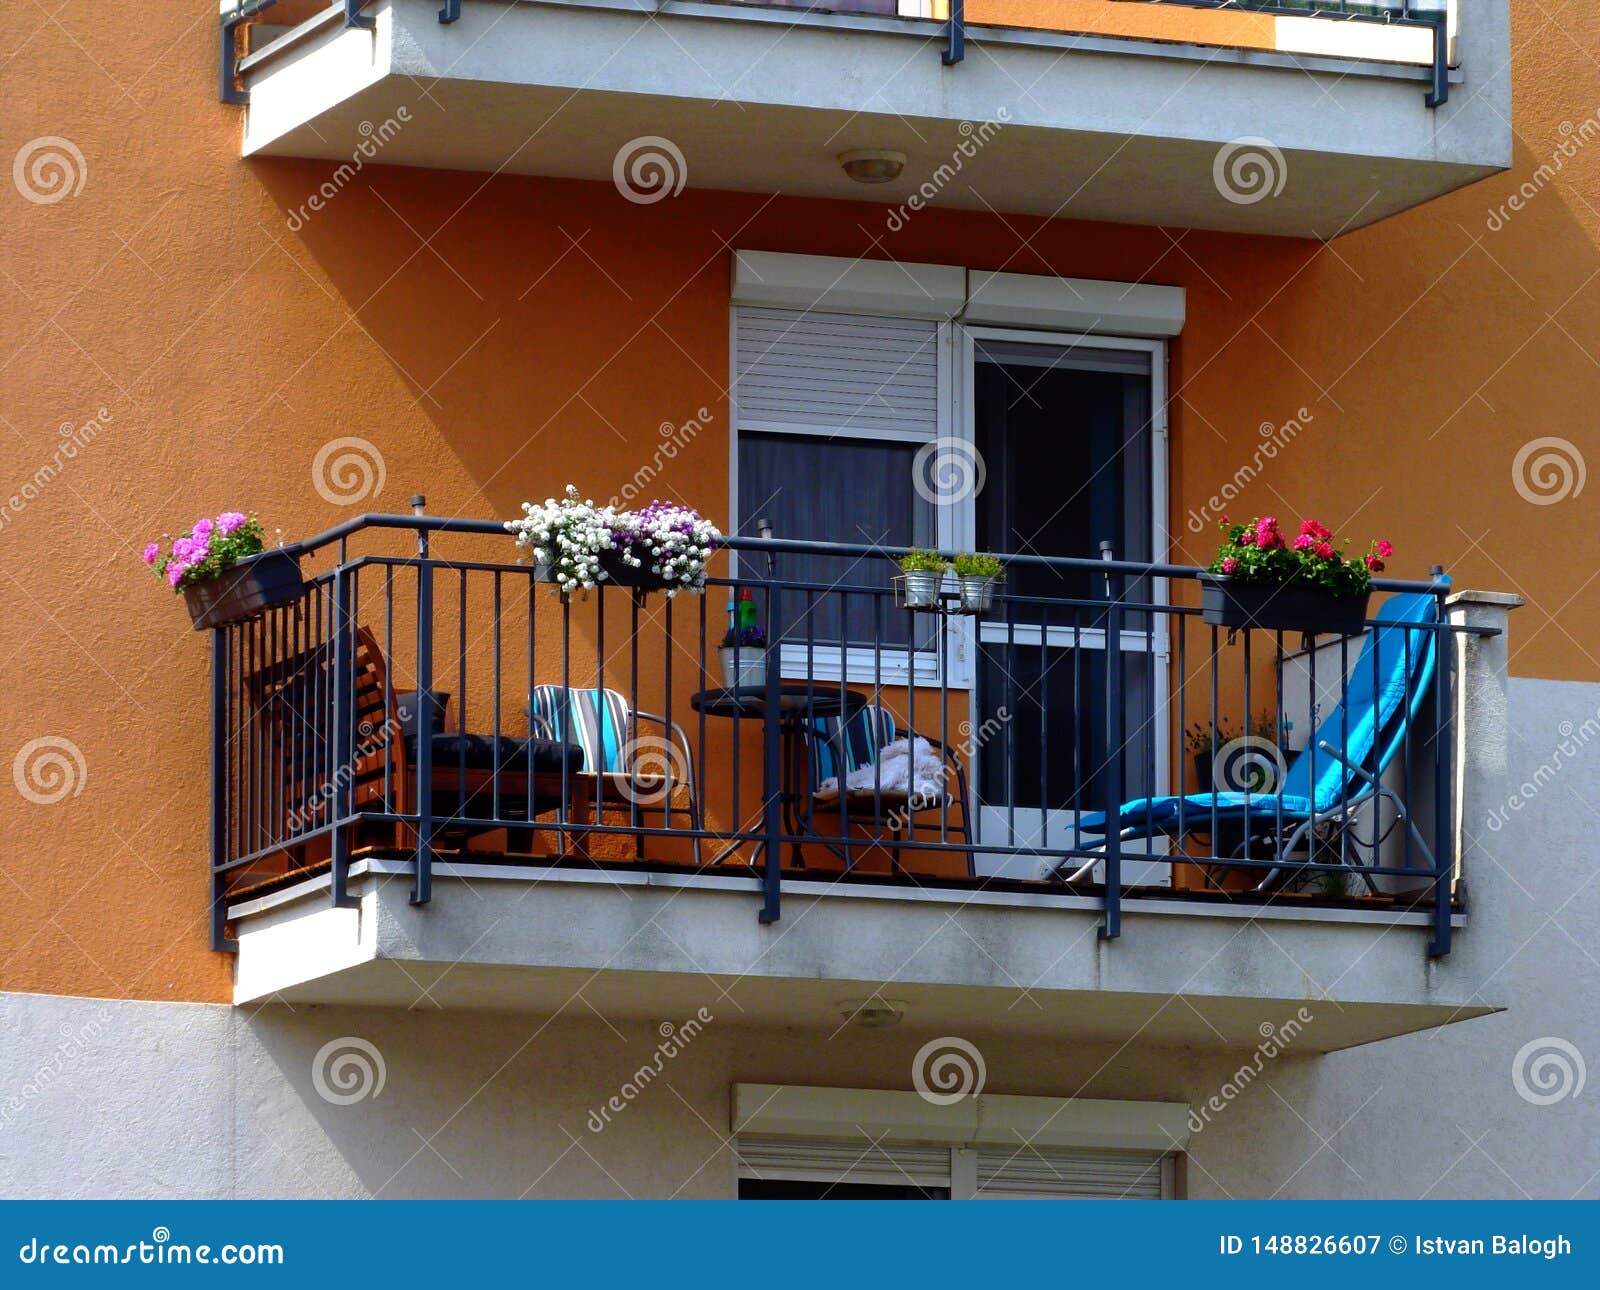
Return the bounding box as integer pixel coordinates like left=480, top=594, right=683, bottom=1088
left=728, top=308, right=964, bottom=690
left=733, top=1137, right=1178, bottom=1200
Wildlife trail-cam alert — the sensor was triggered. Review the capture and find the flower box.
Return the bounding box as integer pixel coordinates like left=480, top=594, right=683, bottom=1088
left=183, top=549, right=304, bottom=630
left=1199, top=574, right=1369, bottom=637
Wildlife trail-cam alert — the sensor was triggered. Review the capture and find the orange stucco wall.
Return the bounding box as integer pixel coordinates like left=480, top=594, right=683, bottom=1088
left=964, top=0, right=1276, bottom=49
left=1, top=4, right=1595, bottom=1005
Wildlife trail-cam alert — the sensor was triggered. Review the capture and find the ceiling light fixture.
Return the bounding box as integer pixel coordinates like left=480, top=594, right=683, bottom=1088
left=838, top=149, right=907, bottom=184
left=837, top=998, right=907, bottom=1028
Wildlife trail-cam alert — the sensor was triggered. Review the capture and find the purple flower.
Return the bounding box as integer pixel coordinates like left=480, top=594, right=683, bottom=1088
left=142, top=542, right=160, bottom=566
left=171, top=536, right=195, bottom=562
left=167, top=561, right=188, bottom=587
left=191, top=517, right=214, bottom=544
left=216, top=511, right=247, bottom=535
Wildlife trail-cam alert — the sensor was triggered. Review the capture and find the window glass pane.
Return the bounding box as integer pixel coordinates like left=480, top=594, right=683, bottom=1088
left=737, top=432, right=935, bottom=649
left=973, top=348, right=1153, bottom=625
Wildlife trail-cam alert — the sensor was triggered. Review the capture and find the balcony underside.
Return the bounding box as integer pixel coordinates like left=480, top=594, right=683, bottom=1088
left=238, top=1, right=1509, bottom=237
left=230, top=858, right=1490, bottom=1051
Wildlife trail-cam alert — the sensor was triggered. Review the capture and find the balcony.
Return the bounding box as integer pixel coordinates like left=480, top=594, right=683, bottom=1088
left=223, top=0, right=1508, bottom=236
left=212, top=513, right=1516, bottom=1049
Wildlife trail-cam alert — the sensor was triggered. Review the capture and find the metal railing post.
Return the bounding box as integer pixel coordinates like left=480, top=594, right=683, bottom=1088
left=413, top=496, right=435, bottom=906
left=1429, top=567, right=1453, bottom=956
left=1425, top=13, right=1449, bottom=108
left=758, top=521, right=782, bottom=925
left=943, top=0, right=965, bottom=66
left=1100, top=541, right=1122, bottom=941
left=330, top=562, right=358, bottom=911
left=209, top=627, right=237, bottom=952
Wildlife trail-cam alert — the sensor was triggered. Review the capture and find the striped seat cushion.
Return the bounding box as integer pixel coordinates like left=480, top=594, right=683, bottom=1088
left=529, top=686, right=632, bottom=775
left=808, top=705, right=897, bottom=789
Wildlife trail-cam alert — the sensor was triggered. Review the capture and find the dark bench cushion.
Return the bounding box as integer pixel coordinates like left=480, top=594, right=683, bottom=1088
left=405, top=732, right=584, bottom=776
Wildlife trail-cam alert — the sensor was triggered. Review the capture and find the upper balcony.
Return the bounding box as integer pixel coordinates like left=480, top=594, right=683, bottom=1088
left=223, top=0, right=1509, bottom=237
left=209, top=511, right=1517, bottom=1051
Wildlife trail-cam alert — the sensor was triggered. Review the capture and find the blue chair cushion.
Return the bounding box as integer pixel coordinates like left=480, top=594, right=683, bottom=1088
left=1078, top=792, right=1315, bottom=835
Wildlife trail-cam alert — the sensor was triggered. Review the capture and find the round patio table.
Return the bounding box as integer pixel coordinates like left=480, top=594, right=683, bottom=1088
left=690, top=683, right=868, bottom=867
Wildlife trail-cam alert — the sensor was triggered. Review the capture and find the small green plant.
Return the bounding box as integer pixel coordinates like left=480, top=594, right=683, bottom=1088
left=953, top=551, right=1003, bottom=578
left=899, top=549, right=951, bottom=575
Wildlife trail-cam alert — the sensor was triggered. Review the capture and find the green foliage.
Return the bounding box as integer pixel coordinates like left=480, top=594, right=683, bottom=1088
left=953, top=551, right=1003, bottom=578
left=899, top=548, right=951, bottom=575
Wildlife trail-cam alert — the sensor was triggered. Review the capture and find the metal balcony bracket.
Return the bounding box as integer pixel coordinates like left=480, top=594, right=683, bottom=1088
left=1425, top=17, right=1449, bottom=109
left=345, top=0, right=376, bottom=30
left=218, top=0, right=278, bottom=105
left=440, top=0, right=462, bottom=22
left=942, top=0, right=965, bottom=67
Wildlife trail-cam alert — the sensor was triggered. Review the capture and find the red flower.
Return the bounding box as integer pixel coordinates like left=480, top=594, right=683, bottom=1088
left=1314, top=541, right=1335, bottom=559
left=1365, top=555, right=1385, bottom=573
left=1376, top=540, right=1394, bottom=558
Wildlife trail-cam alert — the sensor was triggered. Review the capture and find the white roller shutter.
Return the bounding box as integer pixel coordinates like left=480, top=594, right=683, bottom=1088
left=736, top=1135, right=951, bottom=1189
left=734, top=307, right=939, bottom=439
left=975, top=1147, right=1167, bottom=1199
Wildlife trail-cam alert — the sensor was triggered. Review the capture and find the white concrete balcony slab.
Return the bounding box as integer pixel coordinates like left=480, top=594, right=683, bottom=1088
left=233, top=0, right=1510, bottom=237
left=229, top=858, right=1497, bottom=1050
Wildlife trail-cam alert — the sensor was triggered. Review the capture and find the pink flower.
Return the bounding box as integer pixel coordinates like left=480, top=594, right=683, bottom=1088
left=167, top=562, right=188, bottom=587
left=191, top=517, right=214, bottom=544
left=1376, top=540, right=1394, bottom=558
left=217, top=511, right=247, bottom=536
left=1237, top=530, right=1256, bottom=548
left=1314, top=541, right=1335, bottom=560
left=1292, top=534, right=1314, bottom=551
left=1221, top=556, right=1240, bottom=575
left=171, top=536, right=195, bottom=562
left=143, top=542, right=160, bottom=566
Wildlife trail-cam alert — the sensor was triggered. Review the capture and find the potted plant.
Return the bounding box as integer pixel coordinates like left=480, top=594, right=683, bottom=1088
left=506, top=486, right=719, bottom=597
left=145, top=512, right=302, bottom=630
left=718, top=624, right=767, bottom=690
left=1201, top=515, right=1393, bottom=637
left=897, top=549, right=950, bottom=610
left=953, top=551, right=1003, bottom=613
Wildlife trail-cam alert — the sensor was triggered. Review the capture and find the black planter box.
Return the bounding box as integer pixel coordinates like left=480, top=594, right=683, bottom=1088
left=1199, top=574, right=1368, bottom=637
left=535, top=550, right=674, bottom=593
left=183, top=550, right=305, bottom=630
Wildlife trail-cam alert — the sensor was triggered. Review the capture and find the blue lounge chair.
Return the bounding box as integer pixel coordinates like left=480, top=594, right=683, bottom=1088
left=1054, top=588, right=1444, bottom=892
